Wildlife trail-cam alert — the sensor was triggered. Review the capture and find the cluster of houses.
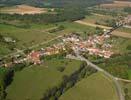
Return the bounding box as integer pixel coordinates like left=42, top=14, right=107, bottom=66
left=0, top=33, right=114, bottom=68
left=62, top=33, right=113, bottom=58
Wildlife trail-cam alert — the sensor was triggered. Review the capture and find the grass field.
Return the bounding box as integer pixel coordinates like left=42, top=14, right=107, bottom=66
left=0, top=23, right=56, bottom=47
left=111, top=37, right=131, bottom=54
left=0, top=23, right=57, bottom=55
left=0, top=5, right=47, bottom=14
left=60, top=72, right=119, bottom=100
left=6, top=58, right=83, bottom=100
left=82, top=14, right=113, bottom=24
left=0, top=21, right=97, bottom=56
left=75, top=14, right=114, bottom=29
left=57, top=22, right=97, bottom=36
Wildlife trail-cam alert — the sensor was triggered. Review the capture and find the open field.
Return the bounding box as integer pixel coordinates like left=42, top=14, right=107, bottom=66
left=118, top=27, right=131, bottom=33
left=75, top=20, right=112, bottom=29
left=82, top=14, right=114, bottom=24
left=0, top=5, right=47, bottom=14
left=6, top=59, right=82, bottom=100
left=0, top=21, right=96, bottom=56
left=74, top=14, right=114, bottom=29
left=112, top=31, right=131, bottom=38
left=100, top=1, right=131, bottom=8
left=111, top=36, right=131, bottom=54
left=0, top=23, right=57, bottom=55
left=60, top=72, right=119, bottom=100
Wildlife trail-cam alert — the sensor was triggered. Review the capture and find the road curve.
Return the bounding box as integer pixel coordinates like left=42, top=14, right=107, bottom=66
left=66, top=54, right=125, bottom=100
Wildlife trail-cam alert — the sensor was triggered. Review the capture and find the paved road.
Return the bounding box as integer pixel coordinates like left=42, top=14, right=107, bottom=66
left=66, top=53, right=125, bottom=100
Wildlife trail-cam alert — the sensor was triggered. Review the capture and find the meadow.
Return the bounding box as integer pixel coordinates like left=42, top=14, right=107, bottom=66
left=60, top=72, right=119, bottom=100
left=6, top=58, right=83, bottom=100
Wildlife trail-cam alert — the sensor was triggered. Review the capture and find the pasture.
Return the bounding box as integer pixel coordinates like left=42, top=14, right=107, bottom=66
left=0, top=23, right=57, bottom=55
left=6, top=59, right=83, bottom=100
left=60, top=72, right=119, bottom=100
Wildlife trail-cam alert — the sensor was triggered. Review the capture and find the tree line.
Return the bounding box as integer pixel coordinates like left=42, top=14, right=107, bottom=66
left=41, top=62, right=97, bottom=100
left=0, top=0, right=113, bottom=8
left=0, top=7, right=86, bottom=24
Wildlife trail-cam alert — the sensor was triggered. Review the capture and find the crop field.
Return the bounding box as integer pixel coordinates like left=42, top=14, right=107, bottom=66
left=118, top=27, right=131, bottom=34
left=6, top=59, right=83, bottom=100
left=100, top=1, right=131, bottom=8
left=75, top=14, right=113, bottom=29
left=0, top=5, right=48, bottom=14
left=57, top=22, right=97, bottom=36
left=111, top=37, right=131, bottom=54
left=60, top=72, right=119, bottom=100
left=75, top=20, right=112, bottom=29
left=82, top=14, right=113, bottom=24
left=112, top=31, right=131, bottom=39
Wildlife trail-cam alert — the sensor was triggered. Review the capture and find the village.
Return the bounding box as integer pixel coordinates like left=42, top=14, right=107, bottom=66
left=0, top=31, right=114, bottom=68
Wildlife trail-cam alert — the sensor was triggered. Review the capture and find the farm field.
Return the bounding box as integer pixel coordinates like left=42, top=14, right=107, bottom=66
left=0, top=5, right=48, bottom=14
left=57, top=22, right=97, bottom=36
left=75, top=14, right=114, bottom=29
left=111, top=36, right=131, bottom=54
left=6, top=58, right=83, bottom=100
left=82, top=14, right=114, bottom=24
left=75, top=20, right=112, bottom=29
left=0, top=21, right=97, bottom=56
left=99, top=1, right=131, bottom=8
left=0, top=23, right=58, bottom=55
left=60, top=72, right=119, bottom=100
left=112, top=31, right=131, bottom=39
left=118, top=27, right=131, bottom=34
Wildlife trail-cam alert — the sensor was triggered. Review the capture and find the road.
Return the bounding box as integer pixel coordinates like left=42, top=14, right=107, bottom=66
left=1, top=35, right=62, bottom=59
left=66, top=52, right=125, bottom=100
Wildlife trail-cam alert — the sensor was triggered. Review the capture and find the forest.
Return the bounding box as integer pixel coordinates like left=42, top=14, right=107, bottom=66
left=0, top=0, right=113, bottom=7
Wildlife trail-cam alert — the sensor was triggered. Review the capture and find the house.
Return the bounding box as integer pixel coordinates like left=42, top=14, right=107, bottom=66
left=27, top=51, right=41, bottom=65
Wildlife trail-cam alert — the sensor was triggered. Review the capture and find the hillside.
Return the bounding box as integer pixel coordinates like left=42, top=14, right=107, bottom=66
left=0, top=0, right=113, bottom=7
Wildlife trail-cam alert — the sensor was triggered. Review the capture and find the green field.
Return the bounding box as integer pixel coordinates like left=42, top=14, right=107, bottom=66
left=60, top=72, right=119, bottom=100
left=111, top=37, right=131, bottom=54
left=81, top=14, right=114, bottom=25
left=6, top=59, right=83, bottom=100
left=0, top=21, right=96, bottom=56
left=0, top=23, right=56, bottom=47
left=128, top=70, right=131, bottom=80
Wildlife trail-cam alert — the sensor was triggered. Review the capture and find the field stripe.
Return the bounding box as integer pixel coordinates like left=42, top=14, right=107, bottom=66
left=75, top=20, right=112, bottom=29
